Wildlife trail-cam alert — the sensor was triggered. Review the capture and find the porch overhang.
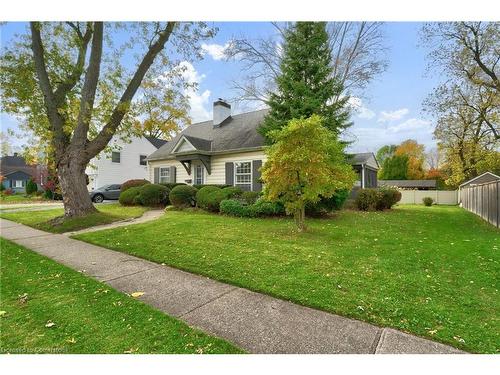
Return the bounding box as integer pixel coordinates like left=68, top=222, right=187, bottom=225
left=175, top=153, right=211, bottom=175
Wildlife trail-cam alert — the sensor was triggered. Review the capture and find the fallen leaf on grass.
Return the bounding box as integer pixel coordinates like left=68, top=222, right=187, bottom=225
left=18, top=293, right=28, bottom=304
left=45, top=321, right=56, bottom=328
left=130, top=292, right=145, bottom=298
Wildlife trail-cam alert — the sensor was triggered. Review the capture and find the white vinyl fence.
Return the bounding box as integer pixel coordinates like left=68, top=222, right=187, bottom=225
left=398, top=190, right=458, bottom=205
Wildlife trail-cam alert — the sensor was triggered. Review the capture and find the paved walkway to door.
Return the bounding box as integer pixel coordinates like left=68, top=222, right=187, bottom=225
left=0, top=218, right=465, bottom=354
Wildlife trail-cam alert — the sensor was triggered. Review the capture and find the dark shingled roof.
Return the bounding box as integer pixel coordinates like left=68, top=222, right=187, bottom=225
left=0, top=155, right=35, bottom=177
left=148, top=109, right=268, bottom=160
left=347, top=153, right=373, bottom=165
left=147, top=108, right=378, bottom=167
left=379, top=180, right=437, bottom=188
left=145, top=136, right=168, bottom=149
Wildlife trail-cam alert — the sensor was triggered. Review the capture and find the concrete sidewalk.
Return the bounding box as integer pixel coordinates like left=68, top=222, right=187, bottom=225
left=0, top=218, right=464, bottom=354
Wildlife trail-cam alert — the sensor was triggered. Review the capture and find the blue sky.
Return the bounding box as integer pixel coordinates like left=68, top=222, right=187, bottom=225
left=1, top=22, right=440, bottom=154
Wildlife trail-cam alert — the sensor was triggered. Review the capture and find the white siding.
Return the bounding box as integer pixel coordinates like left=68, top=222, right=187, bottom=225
left=86, top=136, right=158, bottom=190
left=148, top=150, right=267, bottom=186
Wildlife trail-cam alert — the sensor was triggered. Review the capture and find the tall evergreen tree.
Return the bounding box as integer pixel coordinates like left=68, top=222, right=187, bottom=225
left=260, top=22, right=350, bottom=141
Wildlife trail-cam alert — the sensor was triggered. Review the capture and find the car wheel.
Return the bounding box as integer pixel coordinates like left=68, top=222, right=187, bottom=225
left=92, top=194, right=104, bottom=203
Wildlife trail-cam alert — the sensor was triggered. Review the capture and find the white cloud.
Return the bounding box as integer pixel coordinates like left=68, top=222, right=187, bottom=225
left=177, top=61, right=211, bottom=122
left=387, top=118, right=433, bottom=134
left=377, top=108, right=409, bottom=123
left=201, top=42, right=231, bottom=61
left=348, top=97, right=376, bottom=120
left=346, top=117, right=436, bottom=153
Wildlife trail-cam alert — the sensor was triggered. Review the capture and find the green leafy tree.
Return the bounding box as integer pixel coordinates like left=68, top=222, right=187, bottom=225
left=259, top=22, right=350, bottom=141
left=1, top=22, right=215, bottom=218
left=261, top=115, right=356, bottom=231
left=379, top=155, right=409, bottom=180
left=376, top=144, right=397, bottom=166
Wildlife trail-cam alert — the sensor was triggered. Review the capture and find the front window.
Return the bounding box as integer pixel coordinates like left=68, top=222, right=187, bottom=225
left=194, top=164, right=204, bottom=185
left=14, top=180, right=24, bottom=188
left=234, top=161, right=252, bottom=191
left=159, top=167, right=170, bottom=184
left=139, top=155, right=147, bottom=166
left=111, top=151, right=121, bottom=163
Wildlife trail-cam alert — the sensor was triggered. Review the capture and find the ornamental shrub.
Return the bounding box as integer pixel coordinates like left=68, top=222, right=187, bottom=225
left=196, top=186, right=242, bottom=212
left=26, top=178, right=38, bottom=195
left=220, top=198, right=285, bottom=218
left=136, top=184, right=169, bottom=207
left=169, top=185, right=198, bottom=208
left=241, top=191, right=261, bottom=205
left=195, top=186, right=221, bottom=211
left=121, top=179, right=150, bottom=192
left=377, top=187, right=402, bottom=210
left=220, top=199, right=248, bottom=217
left=193, top=184, right=231, bottom=190
left=249, top=199, right=285, bottom=216
left=422, top=197, right=434, bottom=206
left=355, top=189, right=381, bottom=211
left=306, top=189, right=350, bottom=216
left=119, top=186, right=142, bottom=206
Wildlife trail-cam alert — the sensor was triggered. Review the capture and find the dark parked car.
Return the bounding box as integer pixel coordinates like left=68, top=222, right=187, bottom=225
left=89, top=184, right=122, bottom=203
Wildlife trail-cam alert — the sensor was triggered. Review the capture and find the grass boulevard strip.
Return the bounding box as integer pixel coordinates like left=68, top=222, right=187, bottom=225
left=0, top=238, right=243, bottom=354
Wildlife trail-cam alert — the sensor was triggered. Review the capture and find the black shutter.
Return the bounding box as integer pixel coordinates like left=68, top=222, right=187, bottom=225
left=225, top=162, right=234, bottom=186
left=154, top=168, right=159, bottom=184
left=169, top=166, right=176, bottom=183
left=252, top=160, right=262, bottom=192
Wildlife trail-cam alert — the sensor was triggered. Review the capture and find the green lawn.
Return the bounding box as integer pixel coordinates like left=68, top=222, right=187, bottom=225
left=0, top=238, right=242, bottom=354
left=75, top=205, right=499, bottom=353
left=0, top=203, right=148, bottom=233
left=0, top=194, right=47, bottom=205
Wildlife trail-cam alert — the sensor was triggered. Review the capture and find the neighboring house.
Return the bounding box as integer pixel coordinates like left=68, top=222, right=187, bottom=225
left=378, top=180, right=437, bottom=190
left=86, top=135, right=167, bottom=191
left=348, top=152, right=379, bottom=189
left=0, top=153, right=46, bottom=193
left=459, top=172, right=500, bottom=188
left=147, top=99, right=379, bottom=192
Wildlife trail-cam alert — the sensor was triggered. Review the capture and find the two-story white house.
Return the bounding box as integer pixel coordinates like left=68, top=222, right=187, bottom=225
left=86, top=135, right=167, bottom=190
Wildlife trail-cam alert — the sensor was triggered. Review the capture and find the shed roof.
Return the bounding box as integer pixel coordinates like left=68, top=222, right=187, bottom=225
left=459, top=172, right=500, bottom=187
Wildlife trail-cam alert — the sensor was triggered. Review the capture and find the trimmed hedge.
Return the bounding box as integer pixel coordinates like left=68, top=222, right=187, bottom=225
left=377, top=187, right=402, bottom=210
left=135, top=184, right=169, bottom=207
left=193, top=184, right=231, bottom=190
left=220, top=198, right=285, bottom=218
left=169, top=185, right=198, bottom=208
left=355, top=187, right=401, bottom=211
left=160, top=183, right=186, bottom=190
left=119, top=186, right=142, bottom=206
left=121, top=179, right=150, bottom=192
left=196, top=186, right=242, bottom=212
left=241, top=191, right=261, bottom=205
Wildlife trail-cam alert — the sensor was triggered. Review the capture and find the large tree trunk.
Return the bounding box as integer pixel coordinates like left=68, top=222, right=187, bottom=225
left=58, top=157, right=96, bottom=218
